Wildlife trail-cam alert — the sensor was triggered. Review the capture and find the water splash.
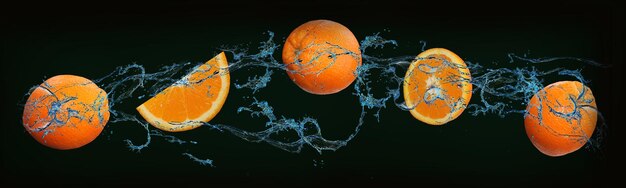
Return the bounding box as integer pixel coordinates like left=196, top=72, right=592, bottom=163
left=467, top=55, right=602, bottom=117
left=183, top=153, right=214, bottom=167
left=66, top=31, right=380, bottom=165
left=20, top=30, right=608, bottom=166
left=97, top=31, right=609, bottom=159
left=207, top=97, right=355, bottom=153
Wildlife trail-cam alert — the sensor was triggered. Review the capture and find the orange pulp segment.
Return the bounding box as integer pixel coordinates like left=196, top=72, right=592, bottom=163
left=136, top=52, right=230, bottom=132
left=403, top=48, right=472, bottom=125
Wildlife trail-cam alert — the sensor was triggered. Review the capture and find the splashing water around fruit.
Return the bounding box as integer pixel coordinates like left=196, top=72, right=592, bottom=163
left=20, top=23, right=608, bottom=165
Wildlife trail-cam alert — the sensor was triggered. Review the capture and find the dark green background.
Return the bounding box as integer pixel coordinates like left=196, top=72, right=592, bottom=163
left=2, top=0, right=622, bottom=186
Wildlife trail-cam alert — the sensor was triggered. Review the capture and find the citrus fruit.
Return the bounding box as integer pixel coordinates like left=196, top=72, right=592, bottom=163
left=282, top=19, right=362, bottom=95
left=524, top=81, right=597, bottom=157
left=22, top=75, right=110, bottom=150
left=136, top=52, right=230, bottom=132
left=403, top=48, right=472, bottom=125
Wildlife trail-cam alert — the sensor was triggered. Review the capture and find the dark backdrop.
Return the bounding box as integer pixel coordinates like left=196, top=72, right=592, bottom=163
left=2, top=0, right=623, bottom=186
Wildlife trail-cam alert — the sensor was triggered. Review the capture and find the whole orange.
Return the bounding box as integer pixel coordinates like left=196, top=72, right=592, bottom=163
left=524, top=81, right=597, bottom=157
left=22, top=75, right=110, bottom=150
left=282, top=19, right=362, bottom=95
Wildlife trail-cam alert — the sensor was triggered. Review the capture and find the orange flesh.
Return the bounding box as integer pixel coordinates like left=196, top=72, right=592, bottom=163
left=403, top=48, right=472, bottom=125
left=137, top=52, right=229, bottom=132
left=409, top=55, right=462, bottom=119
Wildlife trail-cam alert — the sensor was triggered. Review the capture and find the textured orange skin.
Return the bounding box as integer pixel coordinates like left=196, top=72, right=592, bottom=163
left=282, top=20, right=362, bottom=95
left=22, top=75, right=110, bottom=150
left=524, top=81, right=597, bottom=157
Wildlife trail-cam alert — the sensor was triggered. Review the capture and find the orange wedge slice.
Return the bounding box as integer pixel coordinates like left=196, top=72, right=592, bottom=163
left=403, top=48, right=472, bottom=125
left=137, top=52, right=230, bottom=132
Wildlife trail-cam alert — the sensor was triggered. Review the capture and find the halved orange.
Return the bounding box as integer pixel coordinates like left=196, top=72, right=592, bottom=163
left=136, top=52, right=230, bottom=132
left=403, top=48, right=472, bottom=125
